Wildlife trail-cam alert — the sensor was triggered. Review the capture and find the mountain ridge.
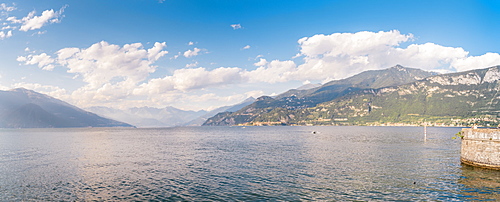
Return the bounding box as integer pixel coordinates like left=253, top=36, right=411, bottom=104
left=86, top=106, right=207, bottom=128
left=203, top=65, right=437, bottom=126
left=86, top=97, right=256, bottom=127
left=245, top=65, right=500, bottom=127
left=183, top=97, right=256, bottom=126
left=0, top=88, right=133, bottom=128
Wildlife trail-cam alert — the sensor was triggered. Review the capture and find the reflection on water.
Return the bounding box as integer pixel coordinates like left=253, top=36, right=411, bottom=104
left=0, top=126, right=499, bottom=201
left=459, top=164, right=500, bottom=200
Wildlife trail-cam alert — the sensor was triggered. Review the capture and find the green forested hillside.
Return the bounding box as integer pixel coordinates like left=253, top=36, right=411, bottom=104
left=203, top=65, right=435, bottom=126
left=205, top=65, right=500, bottom=127
left=251, top=66, right=500, bottom=127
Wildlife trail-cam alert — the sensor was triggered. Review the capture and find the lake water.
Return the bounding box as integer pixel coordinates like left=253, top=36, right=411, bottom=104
left=0, top=126, right=499, bottom=201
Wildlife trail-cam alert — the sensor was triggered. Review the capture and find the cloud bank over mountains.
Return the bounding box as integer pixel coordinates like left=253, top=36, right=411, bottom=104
left=12, top=30, right=500, bottom=110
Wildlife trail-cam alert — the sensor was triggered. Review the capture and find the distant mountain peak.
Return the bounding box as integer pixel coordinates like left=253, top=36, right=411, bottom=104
left=392, top=64, right=405, bottom=70
left=10, top=87, right=30, bottom=91
left=242, top=96, right=256, bottom=102
left=388, top=65, right=427, bottom=73
left=256, top=96, right=274, bottom=101
left=10, top=87, right=38, bottom=94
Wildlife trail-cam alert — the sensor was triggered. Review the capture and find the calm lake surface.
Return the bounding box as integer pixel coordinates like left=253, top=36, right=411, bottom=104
left=0, top=126, right=499, bottom=201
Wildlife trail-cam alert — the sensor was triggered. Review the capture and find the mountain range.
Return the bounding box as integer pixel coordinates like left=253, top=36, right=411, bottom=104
left=5, top=65, right=500, bottom=128
left=0, top=88, right=132, bottom=128
left=0, top=87, right=256, bottom=128
left=182, top=97, right=256, bottom=126
left=86, top=106, right=206, bottom=128
left=85, top=97, right=256, bottom=128
left=203, top=65, right=500, bottom=127
left=203, top=65, right=436, bottom=126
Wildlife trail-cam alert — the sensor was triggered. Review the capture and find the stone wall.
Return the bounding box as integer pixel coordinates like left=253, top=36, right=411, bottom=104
left=461, top=128, right=500, bottom=170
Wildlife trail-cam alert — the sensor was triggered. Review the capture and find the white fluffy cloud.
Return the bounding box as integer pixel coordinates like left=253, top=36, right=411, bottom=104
left=58, top=41, right=167, bottom=87
left=298, top=30, right=411, bottom=57
left=17, top=53, right=55, bottom=70
left=17, top=41, right=168, bottom=106
left=19, top=41, right=168, bottom=87
left=16, top=41, right=265, bottom=109
left=190, top=30, right=500, bottom=85
left=13, top=30, right=500, bottom=110
left=294, top=30, right=413, bottom=80
left=242, top=45, right=251, bottom=50
left=171, top=52, right=181, bottom=59
left=185, top=61, right=198, bottom=68
left=0, top=5, right=67, bottom=39
left=0, top=30, right=12, bottom=39
left=230, top=24, right=242, bottom=30
left=136, top=67, right=243, bottom=94
left=183, top=47, right=202, bottom=58
left=280, top=30, right=500, bottom=81
left=134, top=59, right=299, bottom=95
left=244, top=60, right=296, bottom=83
left=451, top=52, right=500, bottom=72
left=0, top=3, right=16, bottom=38
left=0, top=3, right=16, bottom=12
left=253, top=58, right=268, bottom=66
left=18, top=6, right=67, bottom=31
left=1, top=26, right=14, bottom=30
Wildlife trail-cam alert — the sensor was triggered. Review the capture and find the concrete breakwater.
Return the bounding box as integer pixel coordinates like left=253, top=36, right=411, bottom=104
left=461, top=128, right=500, bottom=170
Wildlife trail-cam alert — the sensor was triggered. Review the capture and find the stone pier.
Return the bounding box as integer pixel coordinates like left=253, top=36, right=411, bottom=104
left=461, top=128, right=500, bottom=170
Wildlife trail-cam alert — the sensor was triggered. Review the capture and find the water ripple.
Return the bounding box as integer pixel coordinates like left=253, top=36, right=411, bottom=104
left=0, top=126, right=498, bottom=201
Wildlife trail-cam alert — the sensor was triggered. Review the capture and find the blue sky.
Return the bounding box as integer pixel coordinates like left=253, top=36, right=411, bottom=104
left=1, top=0, right=500, bottom=110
